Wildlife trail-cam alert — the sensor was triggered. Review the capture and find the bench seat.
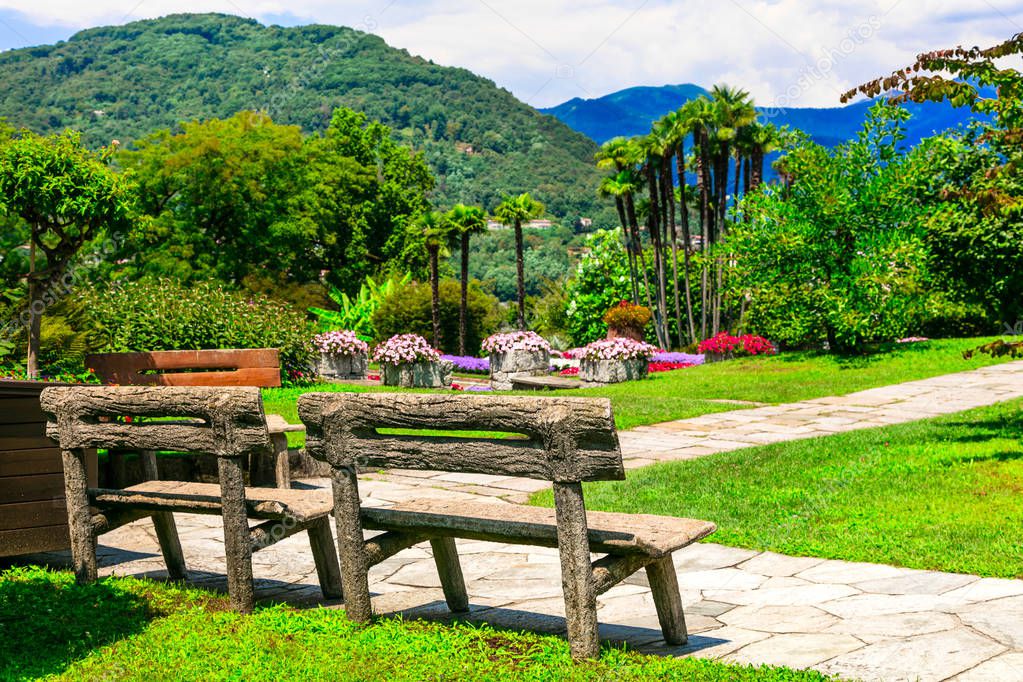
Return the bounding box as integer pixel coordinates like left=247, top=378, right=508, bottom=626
left=363, top=499, right=716, bottom=558
left=91, top=480, right=333, bottom=523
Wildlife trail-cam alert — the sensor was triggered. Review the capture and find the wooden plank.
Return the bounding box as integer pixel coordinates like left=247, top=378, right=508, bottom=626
left=0, top=524, right=71, bottom=557
left=510, top=376, right=582, bottom=391
left=0, top=398, right=45, bottom=422
left=361, top=499, right=716, bottom=557
left=86, top=349, right=281, bottom=388
left=0, top=422, right=46, bottom=438
left=0, top=435, right=57, bottom=451
left=40, top=386, right=271, bottom=457
left=155, top=368, right=281, bottom=388
left=299, top=393, right=624, bottom=482
left=0, top=473, right=66, bottom=503
left=0, top=499, right=68, bottom=530
left=0, top=448, right=63, bottom=477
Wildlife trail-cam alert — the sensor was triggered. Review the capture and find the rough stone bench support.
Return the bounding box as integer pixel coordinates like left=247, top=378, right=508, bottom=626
left=299, top=392, right=716, bottom=661
left=41, top=386, right=342, bottom=613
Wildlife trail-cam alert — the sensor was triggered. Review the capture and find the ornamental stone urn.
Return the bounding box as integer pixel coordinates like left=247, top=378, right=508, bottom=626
left=489, top=349, right=550, bottom=390
left=605, top=325, right=646, bottom=342
left=317, top=352, right=369, bottom=380
left=382, top=359, right=454, bottom=388
left=579, top=357, right=649, bottom=386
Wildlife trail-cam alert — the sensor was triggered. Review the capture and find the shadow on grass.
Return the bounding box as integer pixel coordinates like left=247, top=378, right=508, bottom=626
left=0, top=567, right=157, bottom=681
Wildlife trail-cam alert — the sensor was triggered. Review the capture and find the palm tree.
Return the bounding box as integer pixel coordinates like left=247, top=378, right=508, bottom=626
left=494, top=193, right=544, bottom=329
left=444, top=204, right=488, bottom=355
left=598, top=171, right=642, bottom=304
left=659, top=109, right=697, bottom=343
left=679, top=97, right=717, bottom=338
left=415, top=210, right=450, bottom=348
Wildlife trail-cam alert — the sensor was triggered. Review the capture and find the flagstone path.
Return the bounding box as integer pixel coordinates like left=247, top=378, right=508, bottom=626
left=15, top=360, right=1023, bottom=681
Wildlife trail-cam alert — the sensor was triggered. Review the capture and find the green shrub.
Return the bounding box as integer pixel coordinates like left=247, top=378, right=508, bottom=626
left=80, top=279, right=315, bottom=380
left=372, top=278, right=501, bottom=354
left=564, top=229, right=634, bottom=346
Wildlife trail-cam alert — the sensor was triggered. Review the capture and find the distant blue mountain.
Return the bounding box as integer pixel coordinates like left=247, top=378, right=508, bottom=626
left=541, top=83, right=984, bottom=149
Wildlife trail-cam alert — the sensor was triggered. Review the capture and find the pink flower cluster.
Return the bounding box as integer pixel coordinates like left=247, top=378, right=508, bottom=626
left=312, top=330, right=368, bottom=356
left=371, top=334, right=441, bottom=365
left=697, top=333, right=776, bottom=356
left=580, top=338, right=658, bottom=362
left=481, top=331, right=551, bottom=354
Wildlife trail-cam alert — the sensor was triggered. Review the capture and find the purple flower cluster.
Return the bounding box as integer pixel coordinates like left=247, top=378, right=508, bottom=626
left=312, top=330, right=368, bottom=355
left=441, top=355, right=490, bottom=374
left=371, top=334, right=440, bottom=365
left=651, top=352, right=705, bottom=365
left=482, top=331, right=551, bottom=354
left=580, top=338, right=658, bottom=361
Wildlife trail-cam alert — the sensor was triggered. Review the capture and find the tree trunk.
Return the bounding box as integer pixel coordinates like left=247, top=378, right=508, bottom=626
left=429, top=244, right=442, bottom=348
left=751, top=148, right=764, bottom=188
left=514, top=223, right=527, bottom=330
left=712, top=148, right=730, bottom=335
left=661, top=154, right=684, bottom=348
left=743, top=156, right=751, bottom=196
left=697, top=128, right=712, bottom=340
left=615, top=196, right=641, bottom=304
left=675, top=146, right=697, bottom=344
left=733, top=155, right=742, bottom=217
left=459, top=232, right=469, bottom=356
left=646, top=163, right=669, bottom=350
left=26, top=226, right=40, bottom=379
left=625, top=194, right=655, bottom=315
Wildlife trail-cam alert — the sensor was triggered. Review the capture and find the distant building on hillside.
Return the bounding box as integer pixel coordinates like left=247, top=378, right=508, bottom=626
left=487, top=218, right=555, bottom=230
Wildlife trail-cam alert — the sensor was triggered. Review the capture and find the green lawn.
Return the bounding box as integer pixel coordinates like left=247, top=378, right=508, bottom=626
left=533, top=398, right=1023, bottom=579
left=264, top=337, right=1014, bottom=445
left=0, top=567, right=831, bottom=682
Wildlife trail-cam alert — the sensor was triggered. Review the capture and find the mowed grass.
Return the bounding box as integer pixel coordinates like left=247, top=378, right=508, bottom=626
left=264, top=337, right=1014, bottom=444
left=0, top=567, right=833, bottom=682
left=533, top=398, right=1023, bottom=579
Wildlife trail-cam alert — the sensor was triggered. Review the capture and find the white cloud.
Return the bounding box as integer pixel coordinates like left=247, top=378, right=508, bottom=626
left=0, top=0, right=1020, bottom=107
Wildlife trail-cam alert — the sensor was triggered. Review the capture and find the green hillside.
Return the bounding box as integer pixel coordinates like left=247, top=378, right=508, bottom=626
left=0, top=13, right=610, bottom=222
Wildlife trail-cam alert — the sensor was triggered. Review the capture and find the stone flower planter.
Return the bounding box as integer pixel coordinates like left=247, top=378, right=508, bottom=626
left=606, top=325, right=646, bottom=342
left=489, top=349, right=550, bottom=390
left=317, top=351, right=369, bottom=380
left=702, top=351, right=736, bottom=363
left=382, top=359, right=453, bottom=388
left=579, top=357, right=649, bottom=385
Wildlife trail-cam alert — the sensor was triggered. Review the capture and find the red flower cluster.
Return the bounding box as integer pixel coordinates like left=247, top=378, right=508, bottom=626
left=648, top=361, right=694, bottom=373
left=697, top=333, right=776, bottom=356
left=559, top=366, right=580, bottom=376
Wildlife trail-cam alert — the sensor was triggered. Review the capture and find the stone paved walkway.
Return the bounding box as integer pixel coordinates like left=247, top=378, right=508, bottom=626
left=16, top=360, right=1023, bottom=681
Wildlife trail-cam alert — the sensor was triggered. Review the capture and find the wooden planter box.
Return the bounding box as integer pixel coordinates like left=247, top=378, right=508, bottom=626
left=0, top=381, right=97, bottom=557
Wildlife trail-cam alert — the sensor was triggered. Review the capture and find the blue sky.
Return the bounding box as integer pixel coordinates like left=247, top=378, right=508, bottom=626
left=0, top=1, right=1020, bottom=108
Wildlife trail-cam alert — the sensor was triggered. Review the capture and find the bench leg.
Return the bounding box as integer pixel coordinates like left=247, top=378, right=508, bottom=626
left=218, top=455, right=255, bottom=613
left=430, top=537, right=469, bottom=613
left=62, top=448, right=98, bottom=584
left=271, top=432, right=291, bottom=489
left=331, top=466, right=373, bottom=622
left=646, top=555, right=688, bottom=646
left=308, top=517, right=344, bottom=600
left=141, top=450, right=187, bottom=581
left=554, top=482, right=600, bottom=661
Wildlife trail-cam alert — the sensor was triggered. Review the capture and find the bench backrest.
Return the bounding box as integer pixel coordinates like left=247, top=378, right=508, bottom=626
left=85, top=349, right=282, bottom=388
left=298, top=392, right=625, bottom=483
left=40, top=386, right=272, bottom=458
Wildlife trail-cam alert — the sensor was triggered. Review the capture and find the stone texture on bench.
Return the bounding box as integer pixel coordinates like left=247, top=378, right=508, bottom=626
left=362, top=499, right=716, bottom=557
left=92, top=480, right=333, bottom=523
left=509, top=376, right=582, bottom=391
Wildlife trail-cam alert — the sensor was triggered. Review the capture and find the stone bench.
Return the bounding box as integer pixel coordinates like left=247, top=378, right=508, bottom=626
left=298, top=392, right=716, bottom=660
left=40, top=385, right=342, bottom=613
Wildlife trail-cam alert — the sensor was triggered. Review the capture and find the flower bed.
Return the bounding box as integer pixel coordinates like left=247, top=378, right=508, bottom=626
left=651, top=352, right=705, bottom=366
left=697, top=333, right=776, bottom=361
left=373, top=334, right=450, bottom=387
left=313, top=330, right=369, bottom=380
left=483, top=331, right=551, bottom=390
left=648, top=361, right=695, bottom=373
left=440, top=355, right=490, bottom=375
left=578, top=338, right=658, bottom=385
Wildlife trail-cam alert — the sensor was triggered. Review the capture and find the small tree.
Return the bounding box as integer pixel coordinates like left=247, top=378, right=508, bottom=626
left=444, top=204, right=488, bottom=354
left=0, top=130, right=136, bottom=377
left=494, top=193, right=544, bottom=330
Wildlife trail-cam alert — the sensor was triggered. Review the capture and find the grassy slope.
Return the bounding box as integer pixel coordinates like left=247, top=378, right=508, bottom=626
left=534, top=399, right=1023, bottom=579
left=0, top=568, right=831, bottom=681
left=264, top=337, right=1014, bottom=444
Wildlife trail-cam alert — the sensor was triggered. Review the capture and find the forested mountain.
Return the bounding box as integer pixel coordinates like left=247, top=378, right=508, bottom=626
left=0, top=13, right=611, bottom=222
left=543, top=83, right=980, bottom=147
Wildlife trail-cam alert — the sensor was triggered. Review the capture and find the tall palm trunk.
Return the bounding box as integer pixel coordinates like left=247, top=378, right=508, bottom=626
left=646, top=162, right=669, bottom=349
left=514, top=222, right=526, bottom=330
left=743, top=156, right=751, bottom=196
left=459, top=232, right=470, bottom=356
left=429, top=244, right=442, bottom=348
left=625, top=193, right=655, bottom=315
left=660, top=154, right=684, bottom=348
left=712, top=147, right=730, bottom=335
left=615, top=195, right=641, bottom=304
left=26, top=227, right=40, bottom=379
left=675, top=146, right=697, bottom=343
left=751, top=147, right=764, bottom=188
